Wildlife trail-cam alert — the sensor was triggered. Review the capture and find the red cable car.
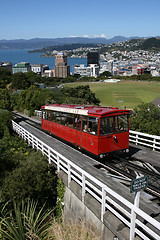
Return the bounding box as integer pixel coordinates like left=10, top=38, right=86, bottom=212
left=41, top=104, right=130, bottom=158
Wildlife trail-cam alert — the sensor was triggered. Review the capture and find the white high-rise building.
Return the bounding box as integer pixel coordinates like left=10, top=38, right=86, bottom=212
left=74, top=64, right=99, bottom=77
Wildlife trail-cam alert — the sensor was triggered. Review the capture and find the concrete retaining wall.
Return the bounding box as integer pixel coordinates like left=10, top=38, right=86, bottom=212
left=58, top=171, right=141, bottom=240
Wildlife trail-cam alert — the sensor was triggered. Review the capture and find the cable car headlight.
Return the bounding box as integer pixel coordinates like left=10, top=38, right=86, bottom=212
left=113, top=135, right=117, bottom=140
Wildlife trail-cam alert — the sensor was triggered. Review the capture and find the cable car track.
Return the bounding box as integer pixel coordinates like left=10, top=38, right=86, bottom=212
left=102, top=156, right=160, bottom=199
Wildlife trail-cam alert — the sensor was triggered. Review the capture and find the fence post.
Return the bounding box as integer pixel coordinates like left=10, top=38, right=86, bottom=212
left=48, top=148, right=51, bottom=164
left=101, top=187, right=106, bottom=222
left=136, top=134, right=138, bottom=145
left=28, top=133, right=30, bottom=145
left=82, top=174, right=85, bottom=203
left=57, top=155, right=60, bottom=172
left=41, top=144, right=44, bottom=155
left=32, top=136, right=34, bottom=149
left=130, top=191, right=140, bottom=240
left=68, top=163, right=71, bottom=187
left=153, top=138, right=156, bottom=151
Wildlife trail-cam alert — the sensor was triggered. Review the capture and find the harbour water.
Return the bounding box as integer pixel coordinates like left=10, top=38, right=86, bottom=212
left=0, top=49, right=87, bottom=74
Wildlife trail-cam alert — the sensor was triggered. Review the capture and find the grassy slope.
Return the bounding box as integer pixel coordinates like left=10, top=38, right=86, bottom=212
left=65, top=81, right=160, bottom=109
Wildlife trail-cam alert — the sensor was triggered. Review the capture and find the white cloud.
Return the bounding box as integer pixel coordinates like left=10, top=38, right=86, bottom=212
left=83, top=35, right=89, bottom=38
left=69, top=35, right=80, bottom=38
left=94, top=33, right=106, bottom=38
left=100, top=33, right=106, bottom=38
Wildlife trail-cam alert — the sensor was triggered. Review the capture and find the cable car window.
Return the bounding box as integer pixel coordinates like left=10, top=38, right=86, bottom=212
left=48, top=111, right=52, bottom=121
left=73, top=115, right=78, bottom=129
left=52, top=111, right=56, bottom=122
left=82, top=116, right=88, bottom=132
left=61, top=112, right=68, bottom=125
left=100, top=117, right=114, bottom=135
left=63, top=113, right=74, bottom=128
left=42, top=110, right=46, bottom=119
left=115, top=115, right=128, bottom=133
left=88, top=117, right=99, bottom=135
left=55, top=112, right=62, bottom=124
left=75, top=115, right=82, bottom=131
left=82, top=116, right=98, bottom=135
left=45, top=111, right=48, bottom=120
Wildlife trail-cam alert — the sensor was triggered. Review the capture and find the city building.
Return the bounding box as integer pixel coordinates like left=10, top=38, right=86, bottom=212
left=0, top=61, right=13, bottom=73
left=87, top=51, right=100, bottom=66
left=42, top=70, right=53, bottom=77
left=12, top=62, right=30, bottom=74
left=132, top=66, right=138, bottom=75
left=54, top=52, right=70, bottom=78
left=132, top=65, right=145, bottom=75
left=74, top=64, right=99, bottom=77
left=100, top=60, right=113, bottom=74
left=31, top=64, right=49, bottom=75
left=137, top=66, right=144, bottom=75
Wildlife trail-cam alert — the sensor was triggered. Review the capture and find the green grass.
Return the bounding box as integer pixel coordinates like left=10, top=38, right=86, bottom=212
left=65, top=81, right=160, bottom=109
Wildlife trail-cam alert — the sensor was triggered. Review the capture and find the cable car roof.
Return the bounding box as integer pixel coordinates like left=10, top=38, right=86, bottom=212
left=41, top=104, right=130, bottom=116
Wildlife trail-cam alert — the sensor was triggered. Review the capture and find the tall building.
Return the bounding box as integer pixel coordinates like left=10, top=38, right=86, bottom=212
left=55, top=52, right=67, bottom=65
left=87, top=51, right=100, bottom=66
left=54, top=52, right=70, bottom=78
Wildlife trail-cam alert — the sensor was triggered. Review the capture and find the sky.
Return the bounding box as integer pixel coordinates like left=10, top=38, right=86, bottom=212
left=1, top=0, right=160, bottom=40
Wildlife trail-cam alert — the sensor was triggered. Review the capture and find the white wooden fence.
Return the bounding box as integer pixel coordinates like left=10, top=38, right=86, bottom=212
left=12, top=120, right=160, bottom=240
left=129, top=130, right=160, bottom=151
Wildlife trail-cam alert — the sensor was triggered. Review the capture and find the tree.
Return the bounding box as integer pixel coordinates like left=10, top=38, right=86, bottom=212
left=0, top=109, right=12, bottom=139
left=60, top=85, right=100, bottom=105
left=130, top=102, right=160, bottom=135
left=12, top=90, right=27, bottom=112
left=11, top=72, right=31, bottom=90
left=0, top=89, right=13, bottom=110
left=25, top=71, right=41, bottom=85
left=0, top=109, right=58, bottom=208
left=100, top=71, right=112, bottom=78
left=0, top=68, right=12, bottom=88
left=1, top=151, right=57, bottom=208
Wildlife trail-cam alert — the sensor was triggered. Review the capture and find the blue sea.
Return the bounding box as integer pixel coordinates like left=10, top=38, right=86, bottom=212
left=0, top=49, right=87, bottom=74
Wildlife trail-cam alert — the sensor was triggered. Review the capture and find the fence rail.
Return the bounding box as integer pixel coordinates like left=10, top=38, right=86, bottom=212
left=12, top=120, right=160, bottom=240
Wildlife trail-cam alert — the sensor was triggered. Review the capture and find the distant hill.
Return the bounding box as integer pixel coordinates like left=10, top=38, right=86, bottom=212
left=28, top=43, right=102, bottom=53
left=141, top=37, right=160, bottom=50
left=98, top=37, right=160, bottom=53
left=0, top=36, right=140, bottom=50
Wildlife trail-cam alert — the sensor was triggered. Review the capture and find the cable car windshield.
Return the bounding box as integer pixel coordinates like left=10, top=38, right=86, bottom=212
left=100, top=115, right=128, bottom=136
